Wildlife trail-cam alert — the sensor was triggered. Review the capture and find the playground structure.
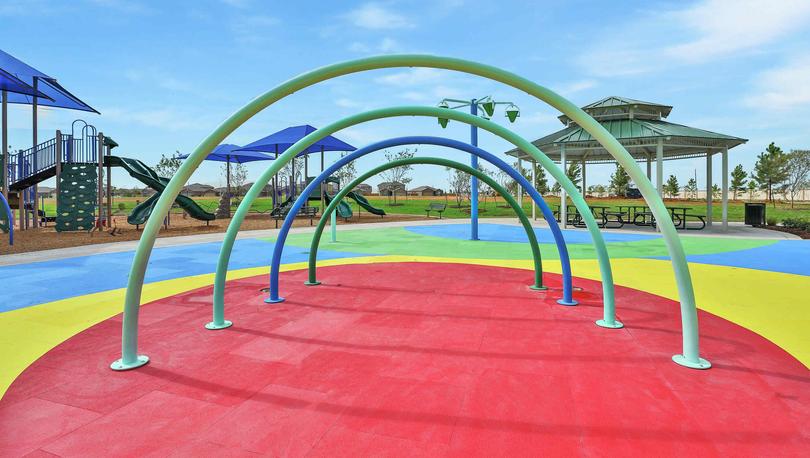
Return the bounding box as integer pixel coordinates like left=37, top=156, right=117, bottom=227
left=111, top=54, right=711, bottom=373
left=1, top=120, right=215, bottom=232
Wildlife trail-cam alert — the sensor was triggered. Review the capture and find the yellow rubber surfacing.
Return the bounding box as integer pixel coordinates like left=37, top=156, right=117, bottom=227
left=1, top=255, right=807, bottom=399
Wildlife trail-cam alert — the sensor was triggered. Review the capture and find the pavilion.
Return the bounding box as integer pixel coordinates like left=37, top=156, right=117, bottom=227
left=505, top=96, right=747, bottom=229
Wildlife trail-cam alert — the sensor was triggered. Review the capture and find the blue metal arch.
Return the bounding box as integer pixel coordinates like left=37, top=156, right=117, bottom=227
left=267, top=136, right=575, bottom=305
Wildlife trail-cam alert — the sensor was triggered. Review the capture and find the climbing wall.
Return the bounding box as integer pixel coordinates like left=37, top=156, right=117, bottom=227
left=56, top=164, right=97, bottom=232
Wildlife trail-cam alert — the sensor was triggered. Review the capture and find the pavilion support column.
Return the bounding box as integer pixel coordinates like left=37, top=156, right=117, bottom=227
left=706, top=151, right=713, bottom=227
left=581, top=159, right=586, bottom=196
left=656, top=138, right=664, bottom=197
left=721, top=147, right=728, bottom=231
left=531, top=160, right=536, bottom=220
left=517, top=157, right=523, bottom=209
left=646, top=154, right=652, bottom=180
left=560, top=144, right=567, bottom=229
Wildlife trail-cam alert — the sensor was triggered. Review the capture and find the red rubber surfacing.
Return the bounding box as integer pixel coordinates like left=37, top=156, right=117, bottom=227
left=1, top=262, right=808, bottom=457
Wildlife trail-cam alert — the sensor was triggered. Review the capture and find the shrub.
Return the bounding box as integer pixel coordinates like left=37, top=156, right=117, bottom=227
left=766, top=217, right=778, bottom=226
left=782, top=218, right=810, bottom=231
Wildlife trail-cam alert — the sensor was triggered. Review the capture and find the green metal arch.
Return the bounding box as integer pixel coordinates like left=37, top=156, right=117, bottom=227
left=305, top=157, right=544, bottom=290
left=112, top=54, right=708, bottom=372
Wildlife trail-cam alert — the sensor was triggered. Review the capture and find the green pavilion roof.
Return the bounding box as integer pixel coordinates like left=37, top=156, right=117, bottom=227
left=507, top=96, right=746, bottom=164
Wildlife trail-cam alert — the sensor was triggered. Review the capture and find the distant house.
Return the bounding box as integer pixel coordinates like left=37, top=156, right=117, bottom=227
left=240, top=183, right=274, bottom=197
left=378, top=181, right=406, bottom=196
left=36, top=186, right=56, bottom=198
left=140, top=187, right=157, bottom=197
left=352, top=183, right=372, bottom=195
left=182, top=183, right=216, bottom=197
left=408, top=186, right=444, bottom=197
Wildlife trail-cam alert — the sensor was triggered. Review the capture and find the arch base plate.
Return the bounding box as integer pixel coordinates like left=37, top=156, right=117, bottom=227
left=264, top=297, right=285, bottom=304
left=672, top=354, right=712, bottom=370
left=595, top=319, right=624, bottom=329
left=205, top=320, right=233, bottom=330
left=110, top=355, right=149, bottom=371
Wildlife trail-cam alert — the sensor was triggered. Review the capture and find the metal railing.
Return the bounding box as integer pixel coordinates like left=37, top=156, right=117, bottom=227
left=6, top=133, right=98, bottom=186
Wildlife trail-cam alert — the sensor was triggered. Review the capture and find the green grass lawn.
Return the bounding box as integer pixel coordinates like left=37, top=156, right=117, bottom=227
left=37, top=195, right=810, bottom=223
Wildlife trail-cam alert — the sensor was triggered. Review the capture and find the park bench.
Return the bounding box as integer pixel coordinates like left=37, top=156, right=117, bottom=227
left=273, top=206, right=318, bottom=228
left=425, top=202, right=447, bottom=219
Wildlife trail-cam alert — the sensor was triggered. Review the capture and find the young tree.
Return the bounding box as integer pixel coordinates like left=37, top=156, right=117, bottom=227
left=590, top=184, right=606, bottom=197
left=220, top=162, right=248, bottom=200
left=784, top=149, right=810, bottom=208
left=533, top=164, right=549, bottom=195
left=684, top=178, right=698, bottom=199
left=729, top=164, right=747, bottom=200
left=155, top=151, right=182, bottom=178
left=446, top=167, right=471, bottom=207
left=609, top=164, right=631, bottom=197
left=332, top=152, right=357, bottom=189
left=566, top=162, right=582, bottom=192
left=495, top=169, right=512, bottom=207
left=507, top=161, right=530, bottom=195
left=279, top=156, right=306, bottom=195
left=379, top=148, right=414, bottom=205
left=753, top=142, right=789, bottom=206
left=711, top=183, right=721, bottom=200
left=664, top=175, right=680, bottom=199
left=551, top=181, right=561, bottom=196
left=746, top=179, right=758, bottom=201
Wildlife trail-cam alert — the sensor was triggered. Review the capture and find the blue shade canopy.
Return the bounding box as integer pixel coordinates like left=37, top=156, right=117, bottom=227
left=0, top=68, right=52, bottom=99
left=236, top=124, right=356, bottom=156
left=178, top=144, right=275, bottom=163
left=0, top=49, right=98, bottom=113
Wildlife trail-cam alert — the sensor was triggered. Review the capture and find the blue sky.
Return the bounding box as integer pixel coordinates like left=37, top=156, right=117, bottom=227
left=2, top=0, right=809, bottom=191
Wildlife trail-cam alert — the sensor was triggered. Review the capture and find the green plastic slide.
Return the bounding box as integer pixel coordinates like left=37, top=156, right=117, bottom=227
left=346, top=191, right=385, bottom=216
left=323, top=192, right=353, bottom=219
left=105, top=156, right=215, bottom=225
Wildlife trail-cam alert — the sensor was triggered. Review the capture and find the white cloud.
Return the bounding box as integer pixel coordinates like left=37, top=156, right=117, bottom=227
left=335, top=98, right=361, bottom=108
left=556, top=79, right=598, bottom=96
left=348, top=37, right=402, bottom=54
left=343, top=3, right=413, bottom=30
left=665, top=0, right=810, bottom=62
left=375, top=68, right=446, bottom=86
left=101, top=107, right=205, bottom=132
left=578, top=0, right=810, bottom=77
left=744, top=55, right=810, bottom=111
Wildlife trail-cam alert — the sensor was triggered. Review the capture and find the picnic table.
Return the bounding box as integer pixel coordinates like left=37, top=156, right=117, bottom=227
left=617, top=204, right=705, bottom=230
left=554, top=204, right=626, bottom=228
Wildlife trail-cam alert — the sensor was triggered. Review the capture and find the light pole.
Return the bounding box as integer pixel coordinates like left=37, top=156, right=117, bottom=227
left=438, top=96, right=519, bottom=240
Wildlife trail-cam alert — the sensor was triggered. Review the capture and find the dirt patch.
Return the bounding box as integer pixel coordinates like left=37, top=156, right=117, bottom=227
left=1, top=212, right=428, bottom=255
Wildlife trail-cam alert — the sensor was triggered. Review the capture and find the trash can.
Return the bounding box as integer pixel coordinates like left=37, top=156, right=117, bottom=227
left=744, top=203, right=766, bottom=226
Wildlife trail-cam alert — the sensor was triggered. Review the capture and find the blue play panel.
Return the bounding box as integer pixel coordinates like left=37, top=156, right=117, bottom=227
left=405, top=223, right=660, bottom=244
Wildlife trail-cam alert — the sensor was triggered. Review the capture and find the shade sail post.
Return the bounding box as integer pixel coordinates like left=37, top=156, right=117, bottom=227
left=656, top=138, right=664, bottom=197
left=2, top=90, right=7, bottom=201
